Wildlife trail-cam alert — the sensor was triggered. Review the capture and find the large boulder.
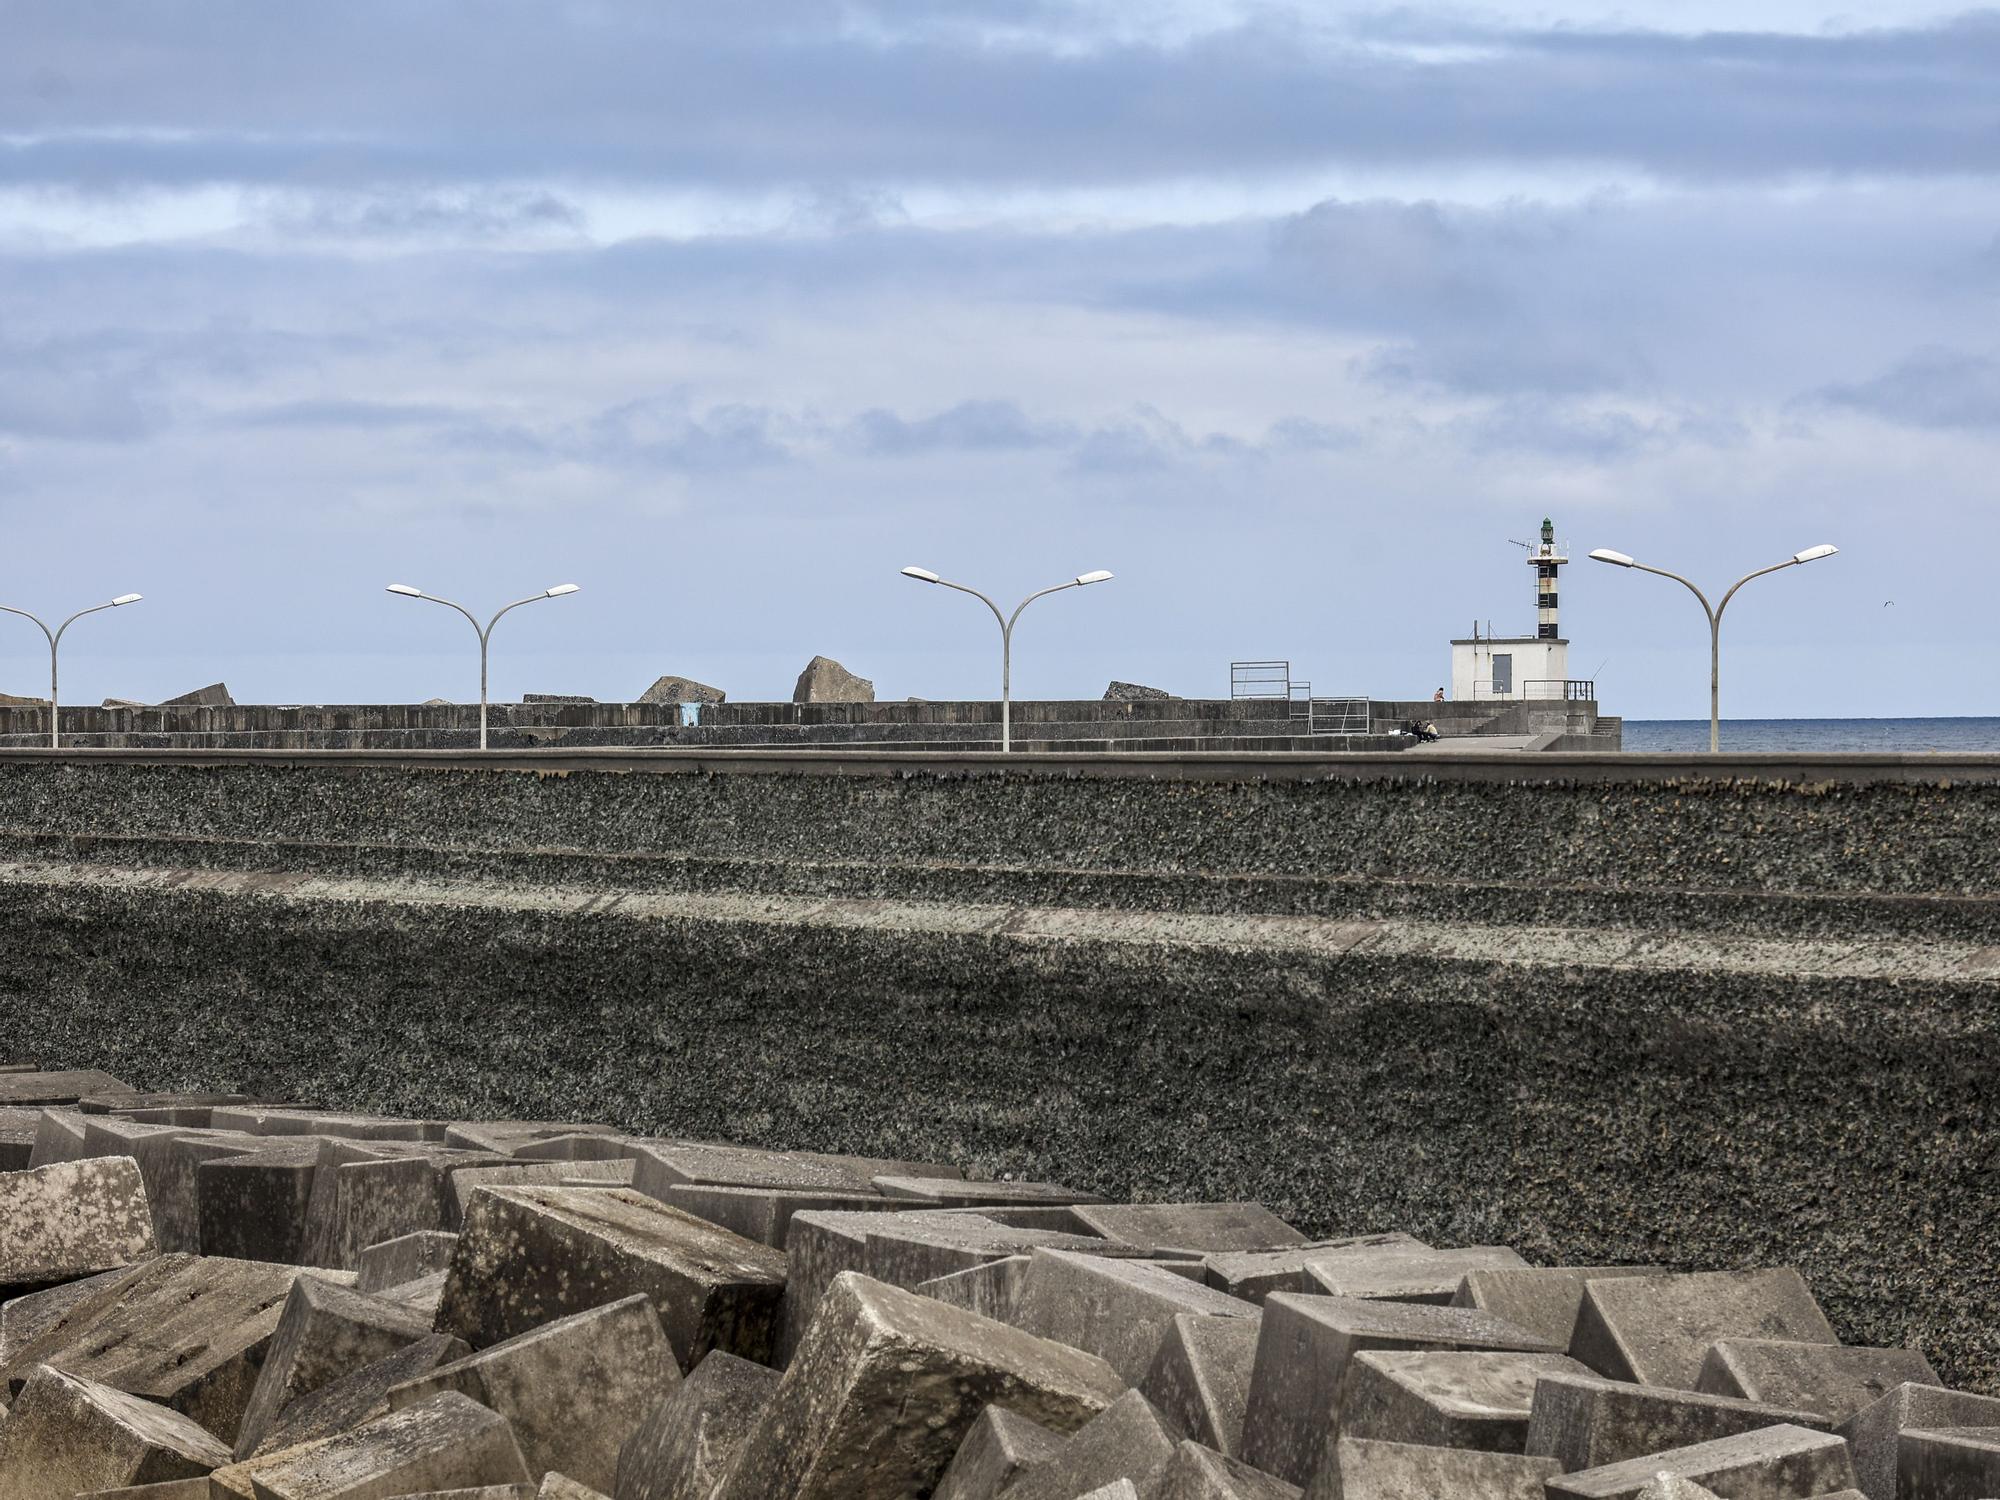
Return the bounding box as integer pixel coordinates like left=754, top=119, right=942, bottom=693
left=0, top=1156, right=155, bottom=1293
left=0, top=1364, right=231, bottom=1498
left=1104, top=681, right=1175, bottom=701
left=712, top=1271, right=1122, bottom=1500
left=637, top=675, right=726, bottom=706
left=791, top=656, right=874, bottom=703
left=159, top=683, right=234, bottom=707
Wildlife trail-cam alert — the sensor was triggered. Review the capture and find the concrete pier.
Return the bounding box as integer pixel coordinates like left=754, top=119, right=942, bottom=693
left=0, top=748, right=1993, bottom=1391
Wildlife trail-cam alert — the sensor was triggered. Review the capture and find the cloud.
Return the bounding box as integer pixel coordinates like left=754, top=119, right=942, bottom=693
left=3, top=6, right=2000, bottom=195
left=845, top=399, right=1072, bottom=455
left=269, top=188, right=584, bottom=243
left=1810, top=347, right=2000, bottom=429
left=233, top=398, right=467, bottom=429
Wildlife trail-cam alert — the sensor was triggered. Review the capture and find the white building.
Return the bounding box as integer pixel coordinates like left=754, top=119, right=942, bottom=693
left=1448, top=519, right=1580, bottom=701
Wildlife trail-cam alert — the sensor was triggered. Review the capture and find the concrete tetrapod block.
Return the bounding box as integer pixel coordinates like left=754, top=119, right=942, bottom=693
left=997, top=1389, right=1182, bottom=1500
left=1835, top=1381, right=2000, bottom=1500
left=380, top=1270, right=450, bottom=1320
left=1151, top=1440, right=1302, bottom=1500
left=1204, top=1237, right=1431, bottom=1304
left=1525, top=1370, right=1832, bottom=1472
left=209, top=1107, right=450, bottom=1143
left=448, top=1161, right=634, bottom=1223
left=919, top=1255, right=1036, bottom=1323
left=124, top=1129, right=264, bottom=1254
left=613, top=1348, right=777, bottom=1500
left=1338, top=1349, right=1593, bottom=1453
left=309, top=1149, right=496, bottom=1269
left=512, top=1133, right=642, bottom=1163
left=0, top=1363, right=233, bottom=1498
left=1896, top=1426, right=2000, bottom=1500
left=1012, top=1248, right=1261, bottom=1385
left=1544, top=1423, right=1857, bottom=1500
left=72, top=1480, right=216, bottom=1500
left=0, top=1155, right=155, bottom=1292
left=628, top=1140, right=959, bottom=1194
left=711, top=1271, right=1125, bottom=1500
left=0, top=1262, right=155, bottom=1364
left=442, top=1121, right=623, bottom=1155
left=391, top=1294, right=675, bottom=1492
left=0, top=1106, right=38, bottom=1169
left=437, top=1185, right=787, bottom=1370
left=873, top=1174, right=1106, bottom=1207
left=1694, top=1339, right=1941, bottom=1424
left=1072, top=1203, right=1307, bottom=1257
left=656, top=1183, right=898, bottom=1247
left=0, top=1070, right=136, bottom=1106
left=1570, top=1270, right=1839, bottom=1390
left=357, top=1231, right=460, bottom=1292
left=1240, top=1294, right=1560, bottom=1487
left=1452, top=1266, right=1671, bottom=1348
left=1303, top=1436, right=1560, bottom=1500
left=538, top=1477, right=613, bottom=1500
left=198, top=1143, right=325, bottom=1263
left=234, top=1276, right=436, bottom=1459
left=0, top=1252, right=318, bottom=1445
left=78, top=1116, right=197, bottom=1249
left=1141, top=1312, right=1262, bottom=1459
left=246, top=1332, right=471, bottom=1461
left=933, top=1405, right=1064, bottom=1500
left=28, top=1107, right=89, bottom=1167
left=1303, top=1246, right=1528, bottom=1305
left=1076, top=1486, right=1141, bottom=1500
left=231, top=1388, right=529, bottom=1498
left=1634, top=1481, right=1726, bottom=1500
left=782, top=1208, right=1146, bottom=1361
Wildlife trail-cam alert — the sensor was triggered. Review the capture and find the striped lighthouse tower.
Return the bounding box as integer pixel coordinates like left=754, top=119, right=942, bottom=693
left=1532, top=516, right=1567, bottom=640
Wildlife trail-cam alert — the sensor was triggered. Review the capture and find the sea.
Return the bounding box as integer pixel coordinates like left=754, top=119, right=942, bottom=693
left=1621, top=717, right=2000, bottom=753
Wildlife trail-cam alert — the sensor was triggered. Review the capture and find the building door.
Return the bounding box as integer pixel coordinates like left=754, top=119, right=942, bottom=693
left=1491, top=653, right=1513, bottom=696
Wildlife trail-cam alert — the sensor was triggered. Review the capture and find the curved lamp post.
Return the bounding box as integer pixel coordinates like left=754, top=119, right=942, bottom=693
left=386, top=582, right=579, bottom=750
left=900, top=566, right=1114, bottom=753
left=1589, top=544, right=1838, bottom=752
left=0, top=593, right=144, bottom=749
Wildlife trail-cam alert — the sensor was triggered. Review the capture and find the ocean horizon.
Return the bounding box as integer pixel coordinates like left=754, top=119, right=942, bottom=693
left=1621, top=716, right=2000, bottom=753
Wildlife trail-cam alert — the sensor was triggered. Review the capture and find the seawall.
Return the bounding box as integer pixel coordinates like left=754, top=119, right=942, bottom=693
left=0, top=748, right=1993, bottom=1385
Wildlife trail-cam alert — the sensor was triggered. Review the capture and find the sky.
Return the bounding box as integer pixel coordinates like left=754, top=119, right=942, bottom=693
left=2, top=1, right=1995, bottom=717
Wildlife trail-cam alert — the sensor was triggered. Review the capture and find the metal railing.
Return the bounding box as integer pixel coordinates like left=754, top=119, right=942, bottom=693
left=1231, top=660, right=1294, bottom=699
left=1305, top=696, right=1370, bottom=734
left=1524, top=679, right=1596, bottom=701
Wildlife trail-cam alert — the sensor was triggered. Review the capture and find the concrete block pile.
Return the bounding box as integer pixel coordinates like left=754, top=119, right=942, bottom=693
left=0, top=1066, right=1989, bottom=1499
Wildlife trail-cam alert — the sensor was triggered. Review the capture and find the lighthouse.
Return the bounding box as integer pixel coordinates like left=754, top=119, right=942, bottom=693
left=1532, top=516, right=1566, bottom=640
left=1447, top=519, right=1575, bottom=700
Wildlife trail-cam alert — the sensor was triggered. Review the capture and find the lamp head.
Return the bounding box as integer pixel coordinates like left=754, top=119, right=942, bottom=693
left=1589, top=549, right=1636, bottom=568
left=544, top=583, right=581, bottom=597
left=901, top=567, right=942, bottom=583
left=1792, top=544, right=1838, bottom=565
left=386, top=584, right=423, bottom=598
left=110, top=593, right=142, bottom=606
left=1075, top=569, right=1114, bottom=585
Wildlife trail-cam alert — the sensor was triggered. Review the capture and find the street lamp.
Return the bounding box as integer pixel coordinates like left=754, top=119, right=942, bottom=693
left=0, top=593, right=144, bottom=750
left=1589, top=544, right=1838, bottom=751
left=385, top=582, right=580, bottom=750
left=901, top=566, right=1114, bottom=752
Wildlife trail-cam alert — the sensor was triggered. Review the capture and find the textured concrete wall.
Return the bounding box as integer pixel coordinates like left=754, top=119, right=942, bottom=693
left=0, top=754, right=1993, bottom=1388
left=0, top=696, right=1613, bottom=751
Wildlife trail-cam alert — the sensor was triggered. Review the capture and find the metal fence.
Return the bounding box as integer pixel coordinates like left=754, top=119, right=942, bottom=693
left=1230, top=660, right=1295, bottom=699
